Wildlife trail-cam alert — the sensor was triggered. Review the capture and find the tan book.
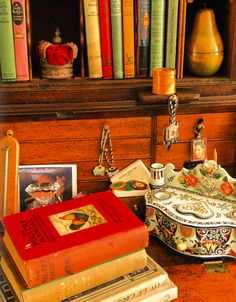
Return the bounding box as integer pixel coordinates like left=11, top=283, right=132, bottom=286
left=0, top=245, right=147, bottom=302
left=63, top=254, right=171, bottom=301
left=83, top=0, right=102, bottom=78
left=130, top=278, right=177, bottom=302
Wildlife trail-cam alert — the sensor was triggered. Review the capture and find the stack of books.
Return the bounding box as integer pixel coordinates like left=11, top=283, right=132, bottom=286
left=0, top=190, right=177, bottom=301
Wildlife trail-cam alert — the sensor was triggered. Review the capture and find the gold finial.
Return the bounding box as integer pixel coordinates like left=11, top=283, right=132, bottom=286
left=52, top=27, right=62, bottom=44
left=6, top=130, right=14, bottom=137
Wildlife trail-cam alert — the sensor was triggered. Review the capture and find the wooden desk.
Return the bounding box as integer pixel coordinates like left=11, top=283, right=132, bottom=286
left=146, top=236, right=236, bottom=302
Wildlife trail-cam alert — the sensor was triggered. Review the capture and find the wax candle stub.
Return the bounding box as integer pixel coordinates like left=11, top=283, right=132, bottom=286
left=152, top=68, right=176, bottom=95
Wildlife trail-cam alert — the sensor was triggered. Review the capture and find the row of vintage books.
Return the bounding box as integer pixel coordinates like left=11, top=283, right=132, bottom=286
left=0, top=190, right=177, bottom=302
left=0, top=0, right=188, bottom=82
left=0, top=0, right=29, bottom=82
left=85, top=0, right=184, bottom=80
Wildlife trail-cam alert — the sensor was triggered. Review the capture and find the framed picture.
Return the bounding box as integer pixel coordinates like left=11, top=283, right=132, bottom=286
left=19, top=164, right=77, bottom=211
left=191, top=138, right=207, bottom=162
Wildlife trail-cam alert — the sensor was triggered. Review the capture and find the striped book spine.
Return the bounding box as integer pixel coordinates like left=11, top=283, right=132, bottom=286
left=165, top=0, right=179, bottom=68
left=122, top=0, right=135, bottom=78
left=99, top=0, right=113, bottom=79
left=0, top=0, right=16, bottom=81
left=11, top=0, right=29, bottom=81
left=83, top=0, right=102, bottom=78
left=136, top=0, right=151, bottom=78
left=110, top=0, right=123, bottom=79
left=149, top=0, right=166, bottom=76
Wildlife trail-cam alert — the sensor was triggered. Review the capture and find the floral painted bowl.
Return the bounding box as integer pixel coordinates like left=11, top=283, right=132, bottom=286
left=145, top=160, right=236, bottom=259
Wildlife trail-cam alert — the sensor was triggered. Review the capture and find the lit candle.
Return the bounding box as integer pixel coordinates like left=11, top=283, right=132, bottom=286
left=152, top=68, right=176, bottom=95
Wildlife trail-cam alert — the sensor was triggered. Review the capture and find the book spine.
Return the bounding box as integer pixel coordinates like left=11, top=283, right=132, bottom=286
left=136, top=0, right=151, bottom=78
left=11, top=0, right=29, bottom=81
left=149, top=0, right=166, bottom=77
left=131, top=280, right=178, bottom=302
left=99, top=0, right=113, bottom=79
left=83, top=0, right=102, bottom=78
left=19, top=225, right=149, bottom=288
left=64, top=256, right=169, bottom=302
left=0, top=0, right=16, bottom=81
left=0, top=268, right=16, bottom=302
left=122, top=0, right=135, bottom=78
left=101, top=271, right=168, bottom=302
left=165, top=0, right=179, bottom=68
left=1, top=248, right=148, bottom=302
left=110, top=0, right=123, bottom=79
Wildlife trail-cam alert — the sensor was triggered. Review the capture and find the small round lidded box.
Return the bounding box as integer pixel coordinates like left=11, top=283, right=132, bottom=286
left=37, top=28, right=78, bottom=79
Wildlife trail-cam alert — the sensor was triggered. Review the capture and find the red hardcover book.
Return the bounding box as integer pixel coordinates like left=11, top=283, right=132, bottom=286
left=0, top=190, right=148, bottom=288
left=11, top=0, right=29, bottom=81
left=99, top=0, right=113, bottom=79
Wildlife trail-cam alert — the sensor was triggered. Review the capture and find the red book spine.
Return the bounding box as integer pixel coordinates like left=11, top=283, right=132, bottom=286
left=99, top=0, right=113, bottom=79
left=11, top=0, right=29, bottom=81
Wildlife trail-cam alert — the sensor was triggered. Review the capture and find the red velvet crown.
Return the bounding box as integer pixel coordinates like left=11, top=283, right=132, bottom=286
left=37, top=28, right=78, bottom=79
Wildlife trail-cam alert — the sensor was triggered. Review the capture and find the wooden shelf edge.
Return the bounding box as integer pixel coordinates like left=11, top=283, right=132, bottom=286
left=1, top=77, right=236, bottom=120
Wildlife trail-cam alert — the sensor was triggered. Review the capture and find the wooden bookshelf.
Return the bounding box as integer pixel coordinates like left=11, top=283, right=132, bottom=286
left=18, top=0, right=236, bottom=81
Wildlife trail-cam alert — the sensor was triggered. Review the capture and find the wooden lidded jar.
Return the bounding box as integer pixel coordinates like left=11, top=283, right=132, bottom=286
left=185, top=8, right=224, bottom=76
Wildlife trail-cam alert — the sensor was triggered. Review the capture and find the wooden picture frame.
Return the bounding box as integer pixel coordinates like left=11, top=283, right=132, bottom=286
left=19, top=164, right=77, bottom=211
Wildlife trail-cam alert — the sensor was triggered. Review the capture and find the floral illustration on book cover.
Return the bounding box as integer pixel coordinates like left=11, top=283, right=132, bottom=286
left=49, top=204, right=107, bottom=236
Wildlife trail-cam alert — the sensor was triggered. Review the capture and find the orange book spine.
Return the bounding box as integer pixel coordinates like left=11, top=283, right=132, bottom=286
left=11, top=0, right=29, bottom=81
left=122, top=0, right=135, bottom=78
left=23, top=227, right=147, bottom=287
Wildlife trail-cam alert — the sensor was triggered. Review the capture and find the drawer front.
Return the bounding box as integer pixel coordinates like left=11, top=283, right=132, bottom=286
left=155, top=112, right=236, bottom=177
left=156, top=112, right=236, bottom=142
left=1, top=117, right=152, bottom=195
left=154, top=140, right=236, bottom=172
left=119, top=197, right=146, bottom=220
left=0, top=117, right=151, bottom=140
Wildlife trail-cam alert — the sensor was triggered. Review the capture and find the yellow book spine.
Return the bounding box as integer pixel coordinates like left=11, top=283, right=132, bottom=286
left=83, top=0, right=102, bottom=78
left=122, top=0, right=135, bottom=78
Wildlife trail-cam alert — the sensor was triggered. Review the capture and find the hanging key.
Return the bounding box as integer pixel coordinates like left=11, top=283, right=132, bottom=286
left=164, top=122, right=179, bottom=150
left=93, top=153, right=106, bottom=176
left=164, top=94, right=179, bottom=150
left=93, top=165, right=106, bottom=176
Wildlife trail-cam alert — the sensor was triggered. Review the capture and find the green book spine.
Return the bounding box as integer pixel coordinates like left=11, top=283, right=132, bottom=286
left=110, top=0, right=123, bottom=79
left=0, top=0, right=16, bottom=81
left=165, top=0, right=179, bottom=68
left=150, top=0, right=166, bottom=77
